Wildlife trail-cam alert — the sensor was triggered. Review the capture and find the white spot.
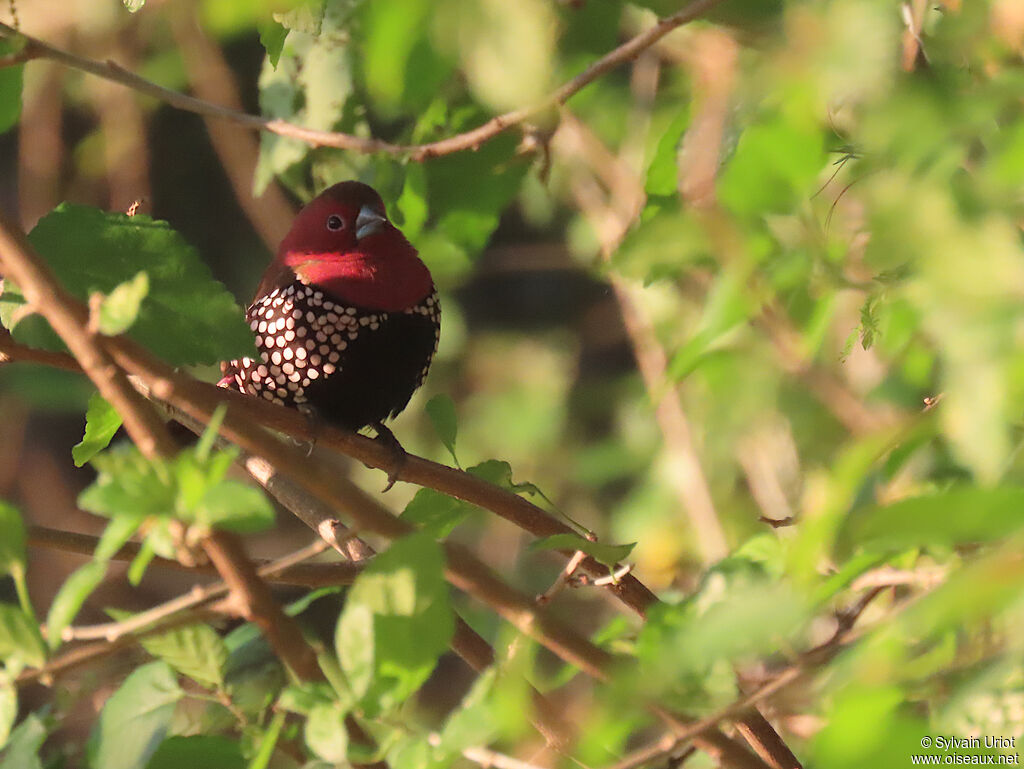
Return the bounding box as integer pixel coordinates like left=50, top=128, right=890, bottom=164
left=283, top=362, right=295, bottom=375
left=328, top=351, right=340, bottom=363
left=284, top=329, right=295, bottom=342
left=249, top=320, right=259, bottom=331
left=260, top=352, right=270, bottom=363
left=319, top=345, right=330, bottom=355
left=296, top=326, right=307, bottom=338
left=289, top=371, right=301, bottom=382
left=271, top=351, right=282, bottom=365
left=308, top=369, right=319, bottom=380
left=262, top=391, right=274, bottom=400
left=310, top=354, right=321, bottom=366
left=330, top=333, right=342, bottom=345
left=295, top=347, right=307, bottom=360
left=337, top=340, right=347, bottom=351
left=306, top=312, right=316, bottom=324
left=346, top=307, right=357, bottom=315
left=323, top=363, right=335, bottom=375
left=305, top=339, right=316, bottom=351
left=258, top=321, right=267, bottom=333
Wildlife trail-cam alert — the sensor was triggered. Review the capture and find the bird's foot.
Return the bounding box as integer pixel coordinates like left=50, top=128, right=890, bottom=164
left=293, top=404, right=322, bottom=457
left=372, top=422, right=407, bottom=492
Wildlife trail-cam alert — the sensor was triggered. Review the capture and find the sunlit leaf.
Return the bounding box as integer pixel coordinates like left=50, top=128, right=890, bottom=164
left=88, top=662, right=183, bottom=769
left=0, top=205, right=255, bottom=366
left=72, top=393, right=123, bottom=468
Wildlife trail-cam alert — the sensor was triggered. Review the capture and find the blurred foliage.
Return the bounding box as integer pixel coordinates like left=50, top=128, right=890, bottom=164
left=2, top=0, right=1024, bottom=767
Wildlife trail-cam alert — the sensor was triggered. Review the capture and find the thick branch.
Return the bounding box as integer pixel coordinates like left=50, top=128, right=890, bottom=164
left=0, top=210, right=323, bottom=683
left=0, top=0, right=723, bottom=161
left=0, top=331, right=657, bottom=617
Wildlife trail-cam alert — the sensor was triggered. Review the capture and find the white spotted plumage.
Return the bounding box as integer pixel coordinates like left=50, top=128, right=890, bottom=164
left=225, top=282, right=440, bottom=409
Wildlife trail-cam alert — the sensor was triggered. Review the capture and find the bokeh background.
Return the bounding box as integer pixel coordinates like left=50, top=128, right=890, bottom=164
left=3, top=0, right=1024, bottom=767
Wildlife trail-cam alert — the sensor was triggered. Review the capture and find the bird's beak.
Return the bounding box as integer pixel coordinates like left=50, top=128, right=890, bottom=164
left=355, top=205, right=387, bottom=241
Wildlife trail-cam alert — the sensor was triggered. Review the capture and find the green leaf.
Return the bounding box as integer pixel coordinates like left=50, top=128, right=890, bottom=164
left=0, top=713, right=46, bottom=769
left=0, top=503, right=26, bottom=580
left=123, top=0, right=145, bottom=11
left=646, top=111, right=689, bottom=197
left=839, top=487, right=1024, bottom=554
left=396, top=163, right=429, bottom=240
left=191, top=481, right=274, bottom=533
left=73, top=393, right=123, bottom=467
left=304, top=702, right=348, bottom=763
left=45, top=561, right=107, bottom=650
left=98, top=271, right=149, bottom=336
left=0, top=204, right=255, bottom=366
left=439, top=667, right=498, bottom=753
left=88, top=661, right=183, bottom=769
left=138, top=624, right=228, bottom=690
left=359, top=0, right=453, bottom=115
left=0, top=605, right=45, bottom=668
left=425, top=394, right=458, bottom=464
left=0, top=680, right=15, bottom=750
left=401, top=488, right=474, bottom=538
left=718, top=114, right=826, bottom=217
left=258, top=20, right=289, bottom=69
left=144, top=736, right=244, bottom=769
left=254, top=0, right=360, bottom=196
left=79, top=445, right=174, bottom=520
left=0, top=39, right=24, bottom=134
left=530, top=533, right=635, bottom=568
left=336, top=533, right=453, bottom=714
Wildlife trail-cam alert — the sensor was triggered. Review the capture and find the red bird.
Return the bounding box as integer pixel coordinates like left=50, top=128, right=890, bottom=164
left=220, top=181, right=439, bottom=450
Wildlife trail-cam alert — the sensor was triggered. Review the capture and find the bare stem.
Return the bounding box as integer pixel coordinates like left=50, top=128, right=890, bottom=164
left=0, top=0, right=724, bottom=161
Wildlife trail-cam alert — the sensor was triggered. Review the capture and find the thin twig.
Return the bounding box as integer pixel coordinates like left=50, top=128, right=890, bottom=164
left=0, top=0, right=725, bottom=161
left=61, top=537, right=331, bottom=643
left=29, top=524, right=363, bottom=586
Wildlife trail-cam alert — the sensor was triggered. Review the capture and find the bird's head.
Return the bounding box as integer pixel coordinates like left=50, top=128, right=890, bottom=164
left=270, top=181, right=432, bottom=312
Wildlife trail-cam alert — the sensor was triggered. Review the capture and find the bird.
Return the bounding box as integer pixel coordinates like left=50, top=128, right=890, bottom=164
left=219, top=181, right=439, bottom=482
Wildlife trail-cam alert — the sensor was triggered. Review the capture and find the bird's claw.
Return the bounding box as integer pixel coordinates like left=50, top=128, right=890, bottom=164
left=373, top=422, right=408, bottom=492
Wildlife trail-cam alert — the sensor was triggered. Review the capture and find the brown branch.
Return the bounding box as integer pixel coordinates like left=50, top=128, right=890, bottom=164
left=0, top=211, right=762, bottom=763
left=0, top=0, right=724, bottom=161
left=202, top=530, right=321, bottom=680
left=60, top=539, right=329, bottom=643
left=28, top=523, right=363, bottom=586
left=0, top=210, right=325, bottom=685
left=0, top=208, right=177, bottom=460
left=93, top=337, right=765, bottom=767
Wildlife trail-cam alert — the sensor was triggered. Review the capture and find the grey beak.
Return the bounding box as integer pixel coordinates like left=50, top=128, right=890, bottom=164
left=355, top=205, right=387, bottom=241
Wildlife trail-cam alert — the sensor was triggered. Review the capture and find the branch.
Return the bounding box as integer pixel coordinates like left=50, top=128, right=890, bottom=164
left=0, top=332, right=658, bottom=617
left=0, top=208, right=761, bottom=766
left=0, top=209, right=325, bottom=683
left=60, top=539, right=329, bottom=643
left=0, top=208, right=176, bottom=459
left=102, top=338, right=767, bottom=768
left=0, top=0, right=724, bottom=161
left=28, top=524, right=362, bottom=587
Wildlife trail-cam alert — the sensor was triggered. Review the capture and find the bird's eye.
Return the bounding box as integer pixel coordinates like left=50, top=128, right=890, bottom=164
left=326, top=214, right=345, bottom=231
